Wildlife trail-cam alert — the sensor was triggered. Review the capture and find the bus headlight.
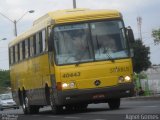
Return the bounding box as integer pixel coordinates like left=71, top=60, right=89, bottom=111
left=118, top=76, right=124, bottom=83
left=118, top=76, right=131, bottom=83
left=69, top=82, right=75, bottom=88
left=62, top=83, right=68, bottom=88
left=62, top=82, right=76, bottom=89
left=124, top=76, right=131, bottom=82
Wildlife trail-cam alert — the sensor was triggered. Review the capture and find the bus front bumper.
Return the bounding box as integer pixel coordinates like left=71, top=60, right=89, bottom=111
left=55, top=83, right=134, bottom=105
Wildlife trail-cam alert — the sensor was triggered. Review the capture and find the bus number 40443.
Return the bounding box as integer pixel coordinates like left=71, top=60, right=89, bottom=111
left=62, top=72, right=80, bottom=78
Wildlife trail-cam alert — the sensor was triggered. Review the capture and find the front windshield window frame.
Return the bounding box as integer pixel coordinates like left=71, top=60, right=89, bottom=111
left=90, top=19, right=130, bottom=61
left=52, top=22, right=94, bottom=65
left=52, top=19, right=130, bottom=66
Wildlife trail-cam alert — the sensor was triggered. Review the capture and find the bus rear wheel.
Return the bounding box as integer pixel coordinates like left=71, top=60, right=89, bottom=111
left=22, top=92, right=39, bottom=114
left=108, top=98, right=120, bottom=110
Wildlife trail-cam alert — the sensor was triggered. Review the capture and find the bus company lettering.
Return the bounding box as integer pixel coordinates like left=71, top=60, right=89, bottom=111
left=110, top=66, right=129, bottom=73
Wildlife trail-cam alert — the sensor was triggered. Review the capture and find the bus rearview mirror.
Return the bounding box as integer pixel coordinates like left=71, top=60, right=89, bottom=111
left=126, top=26, right=135, bottom=44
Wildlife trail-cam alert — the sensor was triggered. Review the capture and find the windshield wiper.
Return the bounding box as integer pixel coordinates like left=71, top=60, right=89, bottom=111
left=75, top=54, right=84, bottom=67
left=75, top=52, right=90, bottom=67
left=104, top=49, right=115, bottom=63
left=75, top=60, right=81, bottom=67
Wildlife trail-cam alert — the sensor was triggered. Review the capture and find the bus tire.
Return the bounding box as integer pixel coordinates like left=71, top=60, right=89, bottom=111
left=22, top=91, right=29, bottom=114
left=45, top=85, right=50, bottom=105
left=22, top=91, right=39, bottom=114
left=18, top=89, right=23, bottom=105
left=108, top=98, right=120, bottom=110
left=49, top=91, right=63, bottom=114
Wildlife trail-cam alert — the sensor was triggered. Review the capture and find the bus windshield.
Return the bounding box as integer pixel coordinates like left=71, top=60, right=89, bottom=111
left=53, top=20, right=129, bottom=65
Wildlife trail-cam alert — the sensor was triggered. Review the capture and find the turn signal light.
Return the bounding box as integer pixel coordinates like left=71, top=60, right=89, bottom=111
left=56, top=82, right=62, bottom=90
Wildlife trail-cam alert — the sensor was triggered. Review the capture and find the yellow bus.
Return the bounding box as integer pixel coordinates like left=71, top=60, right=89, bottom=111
left=9, top=9, right=135, bottom=114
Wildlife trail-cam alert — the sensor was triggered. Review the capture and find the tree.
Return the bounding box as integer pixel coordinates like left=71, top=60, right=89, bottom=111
left=132, top=39, right=151, bottom=73
left=152, top=28, right=160, bottom=45
left=0, top=70, right=10, bottom=88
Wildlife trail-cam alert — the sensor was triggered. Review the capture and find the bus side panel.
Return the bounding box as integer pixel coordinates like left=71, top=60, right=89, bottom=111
left=11, top=53, right=52, bottom=106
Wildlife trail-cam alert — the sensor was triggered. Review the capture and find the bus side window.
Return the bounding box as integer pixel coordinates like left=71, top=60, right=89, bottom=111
left=12, top=46, right=15, bottom=64
left=36, top=33, right=40, bottom=55
left=17, top=44, right=20, bottom=61
left=15, top=44, right=18, bottom=63
left=22, top=41, right=25, bottom=59
left=39, top=31, right=43, bottom=53
left=19, top=41, right=25, bottom=60
left=33, top=35, right=36, bottom=55
left=10, top=47, right=13, bottom=64
left=9, top=48, right=11, bottom=65
left=30, top=36, right=34, bottom=57
left=20, top=42, right=23, bottom=61
left=47, top=27, right=51, bottom=51
left=28, top=39, right=30, bottom=57
left=25, top=39, right=29, bottom=58
left=42, top=30, right=46, bottom=52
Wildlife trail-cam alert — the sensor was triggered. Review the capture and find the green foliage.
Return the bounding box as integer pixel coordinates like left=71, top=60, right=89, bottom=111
left=152, top=28, right=160, bottom=45
left=132, top=39, right=151, bottom=73
left=133, top=72, right=147, bottom=82
left=0, top=70, right=10, bottom=88
left=139, top=72, right=147, bottom=79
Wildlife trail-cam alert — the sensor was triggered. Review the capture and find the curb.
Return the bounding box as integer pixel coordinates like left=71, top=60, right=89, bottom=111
left=122, top=95, right=160, bottom=101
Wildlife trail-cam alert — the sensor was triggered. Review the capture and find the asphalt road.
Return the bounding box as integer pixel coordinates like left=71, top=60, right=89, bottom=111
left=0, top=99, right=160, bottom=120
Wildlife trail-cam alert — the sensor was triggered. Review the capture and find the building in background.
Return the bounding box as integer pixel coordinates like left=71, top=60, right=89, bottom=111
left=141, top=65, right=160, bottom=94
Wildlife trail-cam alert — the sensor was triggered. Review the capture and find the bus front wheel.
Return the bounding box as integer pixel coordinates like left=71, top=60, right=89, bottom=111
left=50, top=92, right=63, bottom=114
left=108, top=98, right=120, bottom=110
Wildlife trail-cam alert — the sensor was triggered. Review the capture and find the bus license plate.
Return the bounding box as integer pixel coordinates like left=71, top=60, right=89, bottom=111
left=93, top=94, right=105, bottom=99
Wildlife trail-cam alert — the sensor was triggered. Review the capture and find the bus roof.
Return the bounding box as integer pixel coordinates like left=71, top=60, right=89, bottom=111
left=9, top=9, right=121, bottom=47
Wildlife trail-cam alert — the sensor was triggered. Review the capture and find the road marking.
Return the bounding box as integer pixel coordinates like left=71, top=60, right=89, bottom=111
left=31, top=115, right=41, bottom=117
left=93, top=119, right=106, bottom=120
left=64, top=116, right=80, bottom=119
left=48, top=115, right=58, bottom=118
left=123, top=105, right=159, bottom=108
left=139, top=106, right=158, bottom=108
left=143, top=106, right=158, bottom=108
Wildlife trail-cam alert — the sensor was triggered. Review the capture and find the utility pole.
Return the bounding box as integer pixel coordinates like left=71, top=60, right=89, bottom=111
left=137, top=16, right=142, bottom=41
left=73, top=0, right=76, bottom=9
left=0, top=10, right=34, bottom=37
left=14, top=20, right=17, bottom=36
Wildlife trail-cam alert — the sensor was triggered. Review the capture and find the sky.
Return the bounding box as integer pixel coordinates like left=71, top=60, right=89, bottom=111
left=0, top=0, right=160, bottom=70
